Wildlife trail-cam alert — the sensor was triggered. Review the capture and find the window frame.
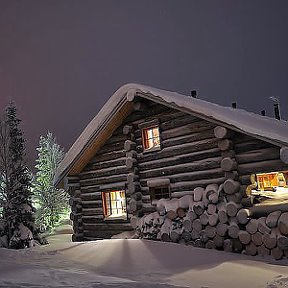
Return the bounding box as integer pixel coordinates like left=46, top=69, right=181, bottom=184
left=101, top=190, right=128, bottom=221
left=248, top=170, right=288, bottom=206
left=141, top=125, right=161, bottom=152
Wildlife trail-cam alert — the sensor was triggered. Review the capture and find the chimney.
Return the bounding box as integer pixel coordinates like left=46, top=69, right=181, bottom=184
left=261, top=110, right=266, bottom=116
left=190, top=90, right=197, bottom=98
left=274, top=103, right=281, bottom=120
left=232, top=102, right=237, bottom=109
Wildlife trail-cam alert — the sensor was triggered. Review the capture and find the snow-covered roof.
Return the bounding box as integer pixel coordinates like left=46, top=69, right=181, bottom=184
left=54, top=83, right=288, bottom=186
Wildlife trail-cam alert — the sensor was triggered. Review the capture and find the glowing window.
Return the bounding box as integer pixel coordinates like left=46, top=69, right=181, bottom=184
left=142, top=126, right=161, bottom=151
left=251, top=171, right=288, bottom=202
left=102, top=191, right=127, bottom=219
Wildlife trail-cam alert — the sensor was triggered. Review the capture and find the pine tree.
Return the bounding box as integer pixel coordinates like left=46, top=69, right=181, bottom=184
left=33, top=131, right=68, bottom=231
left=0, top=103, right=40, bottom=249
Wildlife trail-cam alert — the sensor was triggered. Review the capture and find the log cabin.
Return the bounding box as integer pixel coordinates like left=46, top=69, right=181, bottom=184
left=54, top=83, right=288, bottom=258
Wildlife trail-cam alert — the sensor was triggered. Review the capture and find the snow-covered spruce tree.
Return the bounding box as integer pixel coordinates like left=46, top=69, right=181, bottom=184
left=33, top=131, right=68, bottom=231
left=0, top=103, right=40, bottom=249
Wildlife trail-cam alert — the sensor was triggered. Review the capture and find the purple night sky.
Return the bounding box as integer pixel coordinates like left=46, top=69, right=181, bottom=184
left=0, top=0, right=288, bottom=168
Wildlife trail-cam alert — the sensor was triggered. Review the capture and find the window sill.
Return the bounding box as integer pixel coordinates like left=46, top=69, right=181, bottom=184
left=143, top=146, right=161, bottom=154
left=104, top=215, right=127, bottom=221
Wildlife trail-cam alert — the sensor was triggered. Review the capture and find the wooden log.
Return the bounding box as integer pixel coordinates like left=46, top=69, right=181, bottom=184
left=193, top=187, right=204, bottom=202
left=208, top=213, right=219, bottom=226
left=176, top=207, right=186, bottom=218
left=170, top=229, right=181, bottom=243
left=208, top=192, right=219, bottom=204
left=161, top=121, right=214, bottom=140
left=232, top=239, right=243, bottom=253
left=216, top=223, right=228, bottom=237
left=129, top=199, right=142, bottom=213
left=218, top=139, right=233, bottom=151
left=238, top=230, right=251, bottom=245
left=257, top=217, right=271, bottom=235
left=193, top=202, right=205, bottom=216
left=245, top=242, right=257, bottom=256
left=192, top=219, right=202, bottom=232
left=263, top=233, right=277, bottom=249
left=257, top=244, right=270, bottom=257
left=246, top=219, right=258, bottom=234
left=237, top=159, right=288, bottom=175
left=178, top=195, right=193, bottom=209
left=271, top=247, right=283, bottom=260
left=236, top=147, right=280, bottom=164
left=124, top=140, right=136, bottom=152
left=183, top=211, right=197, bottom=232
left=205, top=240, right=216, bottom=249
left=223, top=239, right=233, bottom=252
left=221, top=150, right=236, bottom=159
left=223, top=179, right=240, bottom=195
left=218, top=209, right=228, bottom=224
left=207, top=203, right=217, bottom=215
left=205, top=225, right=216, bottom=239
left=191, top=229, right=200, bottom=240
left=213, top=235, right=224, bottom=248
left=241, top=196, right=254, bottom=207
left=236, top=208, right=251, bottom=225
left=278, top=212, right=288, bottom=235
left=160, top=218, right=172, bottom=242
left=166, top=210, right=178, bottom=220
left=249, top=204, right=288, bottom=218
left=221, top=157, right=237, bottom=172
left=199, top=230, right=209, bottom=243
left=280, top=146, right=288, bottom=164
left=266, top=210, right=282, bottom=228
left=277, top=235, right=288, bottom=250
left=228, top=223, right=240, bottom=239
left=200, top=211, right=209, bottom=226
left=123, top=125, right=133, bottom=135
left=226, top=202, right=240, bottom=217
left=214, top=126, right=234, bottom=139
left=126, top=157, right=137, bottom=169
left=181, top=230, right=192, bottom=242
left=251, top=232, right=263, bottom=246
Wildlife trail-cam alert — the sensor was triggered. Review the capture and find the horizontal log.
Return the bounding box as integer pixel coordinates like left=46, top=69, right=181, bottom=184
left=263, top=233, right=277, bottom=249
left=83, top=157, right=127, bottom=172
left=266, top=210, right=282, bottom=228
left=81, top=182, right=127, bottom=193
left=248, top=203, right=288, bottom=218
left=160, top=114, right=202, bottom=131
left=161, top=129, right=215, bottom=149
left=80, top=165, right=128, bottom=181
left=238, top=230, right=251, bottom=245
left=218, top=139, right=233, bottom=151
left=81, top=200, right=102, bottom=209
left=236, top=147, right=280, bottom=164
left=221, top=157, right=237, bottom=172
left=82, top=208, right=103, bottom=216
left=89, top=150, right=126, bottom=165
left=80, top=174, right=127, bottom=185
left=82, top=215, right=104, bottom=223
left=234, top=140, right=274, bottom=154
left=139, top=157, right=221, bottom=179
left=170, top=177, right=226, bottom=193
left=138, top=138, right=219, bottom=163
left=83, top=223, right=132, bottom=231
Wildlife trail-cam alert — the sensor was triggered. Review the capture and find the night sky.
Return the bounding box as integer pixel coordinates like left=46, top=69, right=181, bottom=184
left=1, top=0, right=288, bottom=168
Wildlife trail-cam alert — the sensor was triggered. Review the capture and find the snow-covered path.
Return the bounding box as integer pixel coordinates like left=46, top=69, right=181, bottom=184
left=0, top=232, right=288, bottom=288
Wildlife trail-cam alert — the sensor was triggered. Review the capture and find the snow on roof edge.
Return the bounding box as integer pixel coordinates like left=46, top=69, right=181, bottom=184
left=54, top=83, right=288, bottom=186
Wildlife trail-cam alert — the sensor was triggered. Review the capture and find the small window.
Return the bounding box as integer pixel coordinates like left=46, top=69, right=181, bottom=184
left=142, top=126, right=161, bottom=151
left=102, top=191, right=127, bottom=220
left=150, top=186, right=170, bottom=201
left=251, top=171, right=288, bottom=203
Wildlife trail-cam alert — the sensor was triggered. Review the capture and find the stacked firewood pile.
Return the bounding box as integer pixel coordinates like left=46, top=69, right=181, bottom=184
left=131, top=183, right=288, bottom=259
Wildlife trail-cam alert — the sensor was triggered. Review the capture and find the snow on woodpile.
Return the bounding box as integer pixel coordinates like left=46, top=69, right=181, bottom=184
left=131, top=182, right=288, bottom=260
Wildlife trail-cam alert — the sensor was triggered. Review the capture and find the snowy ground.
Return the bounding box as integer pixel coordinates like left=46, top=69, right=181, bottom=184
left=0, top=228, right=288, bottom=288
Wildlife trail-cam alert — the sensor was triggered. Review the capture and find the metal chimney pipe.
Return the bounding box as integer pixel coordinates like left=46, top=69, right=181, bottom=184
left=274, top=103, right=281, bottom=120
left=190, top=90, right=197, bottom=98
left=232, top=102, right=237, bottom=109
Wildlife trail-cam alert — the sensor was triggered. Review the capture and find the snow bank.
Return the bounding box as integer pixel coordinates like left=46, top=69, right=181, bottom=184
left=1, top=233, right=288, bottom=288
